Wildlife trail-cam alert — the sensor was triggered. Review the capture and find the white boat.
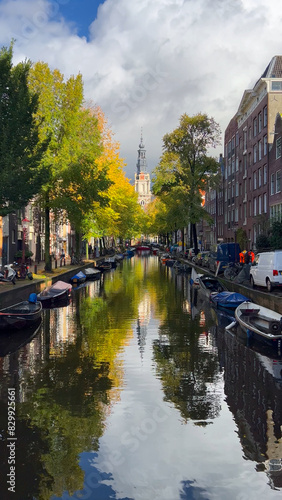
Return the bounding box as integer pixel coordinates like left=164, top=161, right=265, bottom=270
left=234, top=301, right=282, bottom=352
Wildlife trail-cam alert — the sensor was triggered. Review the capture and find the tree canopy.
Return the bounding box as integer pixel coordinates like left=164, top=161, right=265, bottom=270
left=0, top=43, right=47, bottom=215
left=151, top=113, right=221, bottom=251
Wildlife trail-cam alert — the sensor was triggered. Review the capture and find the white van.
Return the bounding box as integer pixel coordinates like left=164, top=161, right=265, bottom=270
left=250, top=250, right=282, bottom=292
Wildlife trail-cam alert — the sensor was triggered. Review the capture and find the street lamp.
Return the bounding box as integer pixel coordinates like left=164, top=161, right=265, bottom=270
left=22, top=217, right=30, bottom=264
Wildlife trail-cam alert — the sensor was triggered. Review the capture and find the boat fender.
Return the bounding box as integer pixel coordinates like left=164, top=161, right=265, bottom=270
left=225, top=321, right=237, bottom=331
left=28, top=293, right=37, bottom=303
left=269, top=320, right=281, bottom=334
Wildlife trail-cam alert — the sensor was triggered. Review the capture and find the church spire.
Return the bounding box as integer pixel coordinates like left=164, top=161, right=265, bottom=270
left=136, top=129, right=147, bottom=175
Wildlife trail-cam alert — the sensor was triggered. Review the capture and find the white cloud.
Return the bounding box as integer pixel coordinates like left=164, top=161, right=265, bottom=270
left=1, top=0, right=282, bottom=180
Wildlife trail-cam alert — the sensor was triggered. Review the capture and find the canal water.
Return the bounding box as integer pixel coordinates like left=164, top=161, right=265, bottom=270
left=0, top=254, right=282, bottom=500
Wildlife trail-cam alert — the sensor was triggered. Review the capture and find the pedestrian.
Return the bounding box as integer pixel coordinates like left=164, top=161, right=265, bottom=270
left=60, top=249, right=65, bottom=266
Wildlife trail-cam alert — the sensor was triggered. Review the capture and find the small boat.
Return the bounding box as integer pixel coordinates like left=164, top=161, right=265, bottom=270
left=37, top=280, right=72, bottom=308
left=173, top=261, right=191, bottom=273
left=95, top=261, right=112, bottom=272
left=104, top=257, right=117, bottom=269
left=70, top=271, right=86, bottom=285
left=234, top=301, right=282, bottom=352
left=0, top=320, right=42, bottom=356
left=210, top=291, right=250, bottom=311
left=190, top=267, right=204, bottom=286
left=0, top=293, right=42, bottom=330
left=84, top=268, right=102, bottom=280
left=197, top=275, right=227, bottom=297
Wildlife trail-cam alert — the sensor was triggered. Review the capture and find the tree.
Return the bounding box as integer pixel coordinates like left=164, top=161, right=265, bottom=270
left=83, top=106, right=144, bottom=245
left=28, top=63, right=108, bottom=268
left=0, top=43, right=47, bottom=215
left=153, top=113, right=221, bottom=252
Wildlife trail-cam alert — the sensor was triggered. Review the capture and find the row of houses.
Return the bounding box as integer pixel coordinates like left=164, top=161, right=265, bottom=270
left=0, top=204, right=76, bottom=267
left=202, top=55, right=282, bottom=251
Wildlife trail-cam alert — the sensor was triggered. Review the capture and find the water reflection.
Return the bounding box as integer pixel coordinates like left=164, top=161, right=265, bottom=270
left=0, top=256, right=281, bottom=499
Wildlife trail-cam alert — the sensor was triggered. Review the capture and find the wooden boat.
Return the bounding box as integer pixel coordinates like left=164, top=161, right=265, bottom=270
left=234, top=301, right=282, bottom=352
left=84, top=268, right=102, bottom=280
left=197, top=275, right=227, bottom=297
left=70, top=271, right=86, bottom=285
left=0, top=293, right=42, bottom=330
left=210, top=291, right=250, bottom=311
left=95, top=261, right=112, bottom=272
left=37, top=280, right=72, bottom=308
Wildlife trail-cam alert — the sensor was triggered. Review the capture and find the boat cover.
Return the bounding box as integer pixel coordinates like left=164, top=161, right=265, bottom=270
left=211, top=291, right=250, bottom=305
left=71, top=271, right=86, bottom=280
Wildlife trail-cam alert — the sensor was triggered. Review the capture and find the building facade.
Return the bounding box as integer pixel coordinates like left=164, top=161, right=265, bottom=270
left=134, top=133, right=152, bottom=210
left=203, top=55, right=282, bottom=251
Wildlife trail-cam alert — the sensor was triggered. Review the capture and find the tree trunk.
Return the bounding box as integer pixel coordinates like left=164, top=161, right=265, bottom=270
left=192, top=223, right=198, bottom=254
left=75, top=231, right=80, bottom=256
left=44, top=192, right=51, bottom=271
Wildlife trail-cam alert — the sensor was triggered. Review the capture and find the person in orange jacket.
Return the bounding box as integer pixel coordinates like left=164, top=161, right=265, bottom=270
left=239, top=251, right=245, bottom=264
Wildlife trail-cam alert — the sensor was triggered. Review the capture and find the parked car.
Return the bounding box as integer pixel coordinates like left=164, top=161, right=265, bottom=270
left=250, top=250, right=282, bottom=292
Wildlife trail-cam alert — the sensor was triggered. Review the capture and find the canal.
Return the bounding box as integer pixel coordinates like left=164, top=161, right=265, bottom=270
left=0, top=254, right=282, bottom=500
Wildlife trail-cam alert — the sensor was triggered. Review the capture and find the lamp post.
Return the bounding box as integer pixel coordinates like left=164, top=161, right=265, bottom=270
left=22, top=217, right=30, bottom=264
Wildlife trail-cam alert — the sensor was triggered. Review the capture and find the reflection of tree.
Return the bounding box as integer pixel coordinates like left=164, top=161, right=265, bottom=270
left=19, top=338, right=110, bottom=499
left=152, top=274, right=221, bottom=423
left=213, top=319, right=282, bottom=490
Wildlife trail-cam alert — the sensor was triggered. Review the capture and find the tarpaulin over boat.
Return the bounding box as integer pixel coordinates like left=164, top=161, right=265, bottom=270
left=211, top=291, right=250, bottom=306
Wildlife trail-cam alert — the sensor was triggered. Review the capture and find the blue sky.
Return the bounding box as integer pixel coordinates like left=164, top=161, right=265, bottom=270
left=0, top=0, right=281, bottom=180
left=58, top=0, right=105, bottom=38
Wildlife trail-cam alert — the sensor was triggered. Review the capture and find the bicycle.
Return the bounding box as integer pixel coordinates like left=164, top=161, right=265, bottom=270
left=13, top=262, right=33, bottom=280
left=223, top=262, right=242, bottom=280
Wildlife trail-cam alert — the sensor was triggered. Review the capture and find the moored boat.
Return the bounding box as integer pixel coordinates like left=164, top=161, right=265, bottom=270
left=197, top=275, right=227, bottom=297
left=234, top=301, right=282, bottom=352
left=0, top=293, right=42, bottom=330
left=37, top=280, right=72, bottom=308
left=210, top=291, right=250, bottom=311
left=70, top=271, right=86, bottom=285
left=84, top=268, right=102, bottom=280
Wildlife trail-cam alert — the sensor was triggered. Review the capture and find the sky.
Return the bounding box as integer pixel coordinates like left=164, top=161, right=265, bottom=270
left=1, top=0, right=282, bottom=181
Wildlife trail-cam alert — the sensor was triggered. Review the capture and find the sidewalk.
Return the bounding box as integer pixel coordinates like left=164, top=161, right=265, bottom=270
left=0, top=257, right=101, bottom=302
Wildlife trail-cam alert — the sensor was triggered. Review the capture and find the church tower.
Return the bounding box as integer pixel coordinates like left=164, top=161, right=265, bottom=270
left=134, top=131, right=152, bottom=209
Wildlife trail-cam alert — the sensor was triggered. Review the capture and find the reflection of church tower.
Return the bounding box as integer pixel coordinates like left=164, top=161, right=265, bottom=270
left=134, top=131, right=152, bottom=210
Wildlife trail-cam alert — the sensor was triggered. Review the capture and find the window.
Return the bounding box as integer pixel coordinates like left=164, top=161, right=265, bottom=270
left=258, top=168, right=262, bottom=187
left=258, top=195, right=262, bottom=215
left=248, top=152, right=252, bottom=167
left=272, top=81, right=282, bottom=91
left=263, top=106, right=267, bottom=127
left=271, top=173, right=275, bottom=195
left=276, top=137, right=281, bottom=159
left=235, top=157, right=239, bottom=172
left=243, top=128, right=247, bottom=150
left=249, top=127, right=252, bottom=140
left=258, top=112, right=262, bottom=133
left=258, top=140, right=262, bottom=161
left=249, top=200, right=252, bottom=217
left=253, top=143, right=257, bottom=163
left=254, top=197, right=257, bottom=216
left=264, top=193, right=267, bottom=213
left=263, top=135, right=268, bottom=155
left=253, top=117, right=257, bottom=137
left=253, top=171, right=257, bottom=190
left=276, top=170, right=281, bottom=193
left=235, top=182, right=239, bottom=196
left=263, top=164, right=267, bottom=184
